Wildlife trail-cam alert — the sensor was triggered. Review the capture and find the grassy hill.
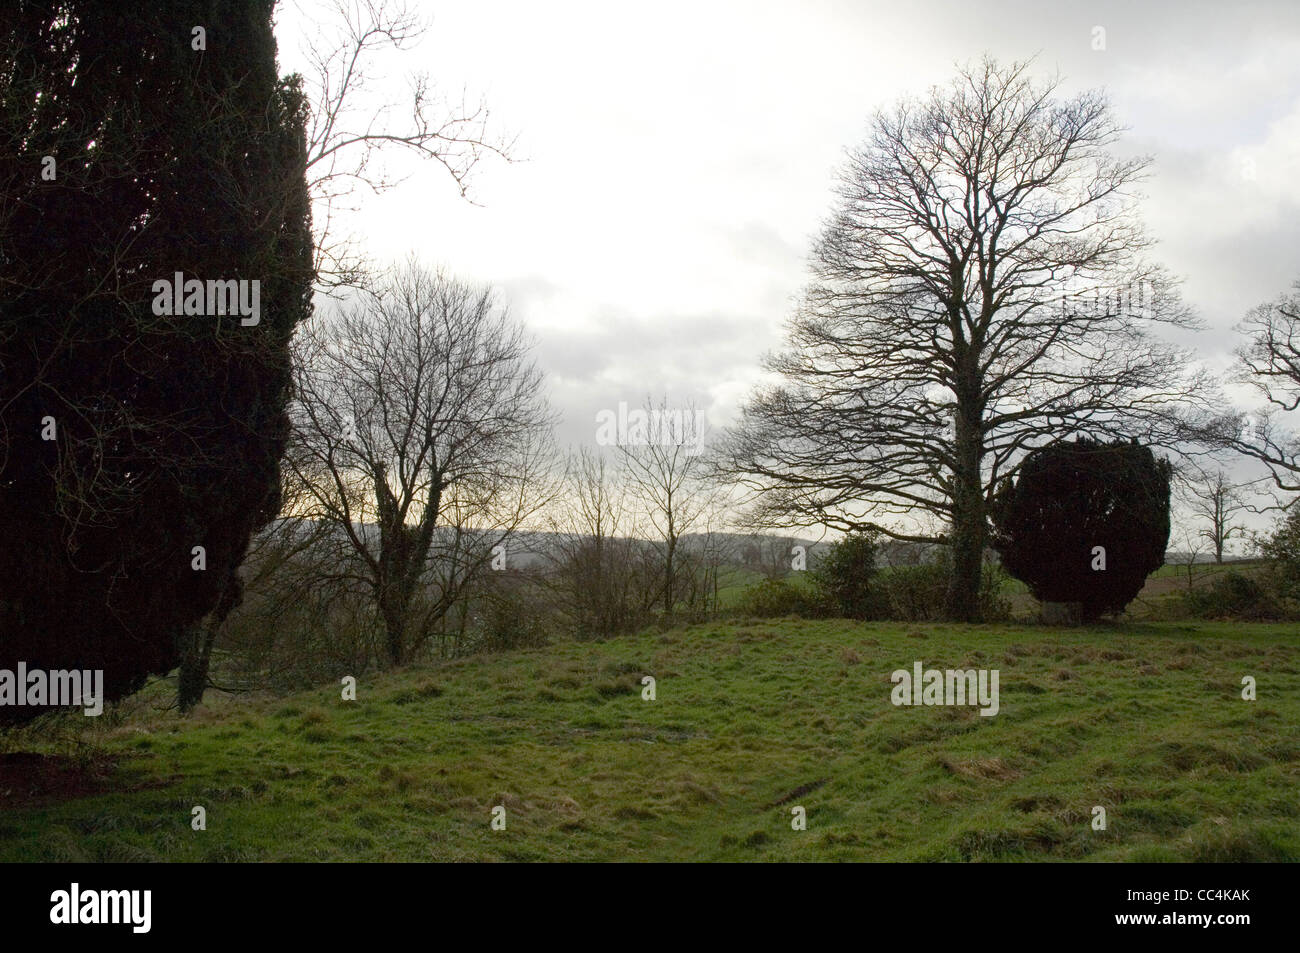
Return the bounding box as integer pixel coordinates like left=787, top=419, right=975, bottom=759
left=2, top=618, right=1297, bottom=862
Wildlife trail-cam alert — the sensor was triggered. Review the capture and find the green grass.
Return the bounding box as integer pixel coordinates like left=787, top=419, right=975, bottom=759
left=1, top=619, right=1297, bottom=861
left=1149, top=559, right=1267, bottom=580
left=715, top=565, right=767, bottom=608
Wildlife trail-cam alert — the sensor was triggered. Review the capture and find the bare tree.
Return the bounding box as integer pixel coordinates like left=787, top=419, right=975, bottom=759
left=719, top=57, right=1209, bottom=622
left=167, top=0, right=516, bottom=704
left=1170, top=516, right=1211, bottom=597
left=615, top=397, right=719, bottom=618
left=1224, top=283, right=1300, bottom=494
left=1181, top=468, right=1248, bottom=564
left=294, top=0, right=514, bottom=291
left=290, top=261, right=556, bottom=665
left=543, top=447, right=659, bottom=638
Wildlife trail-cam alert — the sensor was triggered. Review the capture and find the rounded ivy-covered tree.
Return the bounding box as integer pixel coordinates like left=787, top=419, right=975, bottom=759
left=0, top=1, right=313, bottom=723
left=811, top=532, right=880, bottom=619
left=990, top=438, right=1172, bottom=622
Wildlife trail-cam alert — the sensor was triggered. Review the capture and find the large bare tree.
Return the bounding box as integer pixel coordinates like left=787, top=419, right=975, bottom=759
left=720, top=57, right=1208, bottom=621
left=1226, top=283, right=1300, bottom=494
left=291, top=262, right=555, bottom=665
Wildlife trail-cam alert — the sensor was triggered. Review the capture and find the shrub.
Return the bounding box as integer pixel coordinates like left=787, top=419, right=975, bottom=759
left=1260, top=508, right=1300, bottom=601
left=810, top=532, right=881, bottom=619
left=474, top=590, right=554, bottom=652
left=1185, top=572, right=1282, bottom=621
left=881, top=563, right=948, bottom=622
left=880, top=556, right=1010, bottom=622
left=991, top=438, right=1172, bottom=621
left=461, top=575, right=557, bottom=653
left=738, top=578, right=824, bottom=618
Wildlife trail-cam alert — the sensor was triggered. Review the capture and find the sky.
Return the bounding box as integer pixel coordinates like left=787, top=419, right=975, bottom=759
left=274, top=0, right=1300, bottom=548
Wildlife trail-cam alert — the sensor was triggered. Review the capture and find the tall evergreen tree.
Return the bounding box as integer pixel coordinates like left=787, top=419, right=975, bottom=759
left=0, top=1, right=314, bottom=722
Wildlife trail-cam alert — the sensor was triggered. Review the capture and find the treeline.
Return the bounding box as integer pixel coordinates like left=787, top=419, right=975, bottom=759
left=209, top=430, right=1300, bottom=696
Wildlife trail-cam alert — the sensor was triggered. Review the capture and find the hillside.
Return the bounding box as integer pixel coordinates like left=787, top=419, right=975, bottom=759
left=2, top=618, right=1296, bottom=862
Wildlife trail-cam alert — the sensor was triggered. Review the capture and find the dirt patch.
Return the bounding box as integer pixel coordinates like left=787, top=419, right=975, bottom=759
left=0, top=751, right=119, bottom=808
left=766, top=777, right=830, bottom=808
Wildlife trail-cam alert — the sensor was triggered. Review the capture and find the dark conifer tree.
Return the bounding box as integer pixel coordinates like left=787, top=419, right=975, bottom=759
left=990, top=438, right=1172, bottom=621
left=0, top=1, right=313, bottom=722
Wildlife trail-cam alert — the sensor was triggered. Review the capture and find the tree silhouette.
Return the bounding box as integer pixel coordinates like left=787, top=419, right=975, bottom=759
left=990, top=438, right=1172, bottom=621
left=288, top=263, right=555, bottom=666
left=720, top=57, right=1208, bottom=622
left=0, top=1, right=314, bottom=722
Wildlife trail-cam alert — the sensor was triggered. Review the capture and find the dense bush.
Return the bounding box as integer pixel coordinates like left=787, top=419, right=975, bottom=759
left=1184, top=572, right=1282, bottom=621
left=738, top=578, right=825, bottom=618
left=991, top=438, right=1172, bottom=621
left=810, top=532, right=881, bottom=619
left=1260, top=508, right=1300, bottom=601
left=470, top=579, right=557, bottom=653
left=880, top=557, right=1010, bottom=623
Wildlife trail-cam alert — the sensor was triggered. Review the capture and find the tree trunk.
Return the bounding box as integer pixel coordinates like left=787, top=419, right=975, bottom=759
left=947, top=499, right=986, bottom=622
left=380, top=590, right=406, bottom=666
left=1041, top=601, right=1082, bottom=625
left=946, top=391, right=986, bottom=622
left=663, top=535, right=676, bottom=617
left=176, top=621, right=208, bottom=713
left=177, top=575, right=241, bottom=712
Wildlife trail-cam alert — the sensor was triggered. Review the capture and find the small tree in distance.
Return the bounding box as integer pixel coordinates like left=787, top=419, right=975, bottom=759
left=991, top=438, right=1172, bottom=622
left=1182, top=469, right=1248, bottom=564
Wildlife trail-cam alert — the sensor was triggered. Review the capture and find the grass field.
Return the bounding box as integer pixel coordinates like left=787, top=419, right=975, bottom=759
left=2, top=617, right=1296, bottom=862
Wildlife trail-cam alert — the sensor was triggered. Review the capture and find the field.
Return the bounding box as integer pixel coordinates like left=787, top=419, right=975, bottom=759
left=2, top=617, right=1297, bottom=862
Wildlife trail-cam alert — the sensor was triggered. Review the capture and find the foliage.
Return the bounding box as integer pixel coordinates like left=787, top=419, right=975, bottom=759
left=1260, top=507, right=1300, bottom=601
left=738, top=578, right=824, bottom=618
left=810, top=532, right=880, bottom=619
left=1184, top=572, right=1282, bottom=621
left=991, top=438, right=1172, bottom=621
left=467, top=576, right=556, bottom=654
left=0, top=1, right=314, bottom=722
left=880, top=557, right=1010, bottom=623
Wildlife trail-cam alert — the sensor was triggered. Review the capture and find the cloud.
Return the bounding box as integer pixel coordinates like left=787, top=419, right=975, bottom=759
left=276, top=0, right=1300, bottom=515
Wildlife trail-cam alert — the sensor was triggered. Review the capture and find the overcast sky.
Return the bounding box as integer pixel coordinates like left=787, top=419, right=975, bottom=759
left=276, top=0, right=1300, bottom=543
